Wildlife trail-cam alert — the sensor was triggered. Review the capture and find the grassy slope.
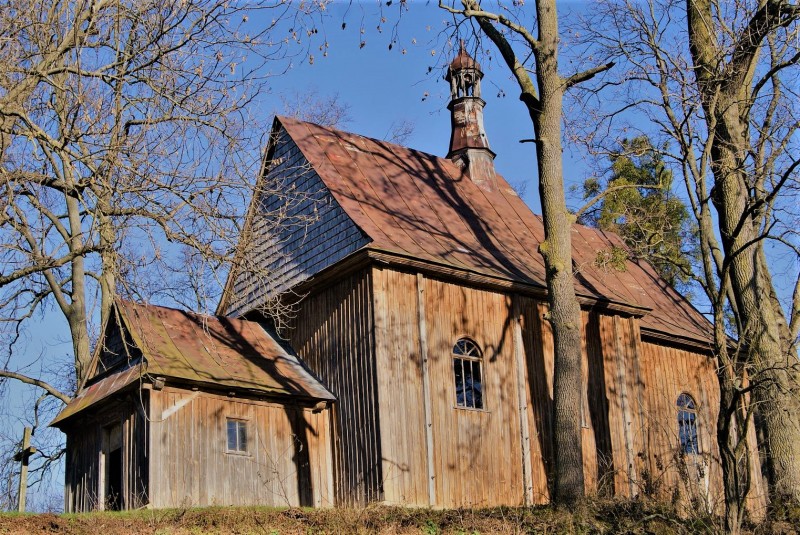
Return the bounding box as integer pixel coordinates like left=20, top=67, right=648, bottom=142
left=0, top=501, right=796, bottom=535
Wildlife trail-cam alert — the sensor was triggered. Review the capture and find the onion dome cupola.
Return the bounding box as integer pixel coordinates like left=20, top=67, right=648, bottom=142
left=445, top=41, right=497, bottom=192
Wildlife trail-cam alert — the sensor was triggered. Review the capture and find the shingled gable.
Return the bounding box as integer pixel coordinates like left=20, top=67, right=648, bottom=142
left=51, top=300, right=334, bottom=427
left=220, top=115, right=711, bottom=346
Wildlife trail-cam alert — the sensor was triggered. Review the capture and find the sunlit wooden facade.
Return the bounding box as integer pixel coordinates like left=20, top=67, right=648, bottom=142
left=215, top=105, right=765, bottom=512
left=54, top=302, right=335, bottom=512
left=272, top=259, right=765, bottom=511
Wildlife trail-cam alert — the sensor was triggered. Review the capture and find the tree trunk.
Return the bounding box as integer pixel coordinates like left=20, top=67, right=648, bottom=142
left=532, top=0, right=585, bottom=505
left=711, top=85, right=800, bottom=506
left=465, top=0, right=585, bottom=504
left=714, top=323, right=748, bottom=535
left=687, top=0, right=800, bottom=502
left=67, top=196, right=92, bottom=386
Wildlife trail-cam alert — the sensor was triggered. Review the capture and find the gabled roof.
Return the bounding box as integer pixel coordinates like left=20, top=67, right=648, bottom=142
left=52, top=300, right=334, bottom=427
left=222, top=116, right=712, bottom=345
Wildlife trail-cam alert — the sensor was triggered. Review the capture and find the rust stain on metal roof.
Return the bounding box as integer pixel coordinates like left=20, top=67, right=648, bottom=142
left=117, top=300, right=334, bottom=401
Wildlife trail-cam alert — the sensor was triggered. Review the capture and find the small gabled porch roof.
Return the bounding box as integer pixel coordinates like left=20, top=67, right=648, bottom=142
left=51, top=300, right=334, bottom=427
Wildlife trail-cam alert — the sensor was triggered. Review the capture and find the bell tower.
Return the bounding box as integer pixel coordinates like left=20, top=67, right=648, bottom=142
left=446, top=41, right=497, bottom=191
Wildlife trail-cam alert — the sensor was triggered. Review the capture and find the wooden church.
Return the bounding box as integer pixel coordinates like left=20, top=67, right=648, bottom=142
left=52, top=45, right=765, bottom=512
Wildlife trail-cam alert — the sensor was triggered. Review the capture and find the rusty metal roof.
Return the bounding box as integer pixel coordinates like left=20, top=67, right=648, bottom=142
left=52, top=301, right=334, bottom=426
left=50, top=364, right=144, bottom=427
left=278, top=116, right=712, bottom=344
left=117, top=300, right=334, bottom=400
left=448, top=41, right=481, bottom=72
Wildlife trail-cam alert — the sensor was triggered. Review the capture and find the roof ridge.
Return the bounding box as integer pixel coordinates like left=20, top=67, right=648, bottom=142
left=276, top=114, right=454, bottom=164
left=120, top=298, right=246, bottom=324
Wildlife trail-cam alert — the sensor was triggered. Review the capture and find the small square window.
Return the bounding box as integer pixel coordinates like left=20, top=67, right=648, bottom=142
left=226, top=418, right=248, bottom=453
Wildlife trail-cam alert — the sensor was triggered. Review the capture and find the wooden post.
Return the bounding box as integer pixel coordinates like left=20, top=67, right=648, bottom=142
left=15, top=427, right=34, bottom=513
left=613, top=317, right=638, bottom=497
left=512, top=299, right=534, bottom=505
left=416, top=273, right=437, bottom=506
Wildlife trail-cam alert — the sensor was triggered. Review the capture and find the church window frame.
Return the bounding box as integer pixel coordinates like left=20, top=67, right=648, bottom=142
left=677, top=393, right=700, bottom=455
left=452, top=338, right=485, bottom=410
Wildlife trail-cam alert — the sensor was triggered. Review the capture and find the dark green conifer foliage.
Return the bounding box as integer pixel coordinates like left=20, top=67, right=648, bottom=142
left=582, top=137, right=695, bottom=290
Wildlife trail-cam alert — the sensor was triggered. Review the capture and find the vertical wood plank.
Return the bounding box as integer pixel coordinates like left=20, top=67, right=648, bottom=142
left=613, top=316, right=638, bottom=496
left=417, top=273, right=437, bottom=506
left=512, top=297, right=534, bottom=505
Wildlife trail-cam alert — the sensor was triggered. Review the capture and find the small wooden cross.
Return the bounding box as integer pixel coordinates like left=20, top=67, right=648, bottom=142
left=13, top=427, right=36, bottom=512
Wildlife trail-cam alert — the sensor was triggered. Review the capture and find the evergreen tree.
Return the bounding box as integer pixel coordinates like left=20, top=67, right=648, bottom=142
left=582, top=137, right=695, bottom=290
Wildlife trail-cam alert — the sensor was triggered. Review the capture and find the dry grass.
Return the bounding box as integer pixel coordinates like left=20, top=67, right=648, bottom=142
left=0, top=499, right=796, bottom=535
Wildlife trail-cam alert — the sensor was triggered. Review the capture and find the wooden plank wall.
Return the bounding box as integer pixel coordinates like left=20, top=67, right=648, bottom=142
left=63, top=395, right=149, bottom=512
left=371, top=268, right=429, bottom=505
left=370, top=272, right=667, bottom=508
left=148, top=388, right=332, bottom=508
left=372, top=269, right=526, bottom=507
left=517, top=301, right=651, bottom=501
left=423, top=277, right=524, bottom=508
left=286, top=268, right=383, bottom=506
left=64, top=427, right=101, bottom=512
left=276, top=263, right=745, bottom=512
left=502, top=297, right=763, bottom=513
left=595, top=313, right=648, bottom=497
left=126, top=395, right=150, bottom=510
left=638, top=340, right=767, bottom=514
left=517, top=297, right=554, bottom=503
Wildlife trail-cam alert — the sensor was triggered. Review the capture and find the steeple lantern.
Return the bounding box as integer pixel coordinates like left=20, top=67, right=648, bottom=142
left=445, top=41, right=497, bottom=192
left=446, top=45, right=482, bottom=100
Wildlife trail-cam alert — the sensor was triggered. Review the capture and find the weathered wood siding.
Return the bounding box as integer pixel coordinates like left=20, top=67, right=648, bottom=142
left=371, top=268, right=429, bottom=505
left=276, top=263, right=761, bottom=512
left=372, top=268, right=526, bottom=507
left=370, top=269, right=671, bottom=508
left=285, top=268, right=383, bottom=506
left=639, top=339, right=722, bottom=507
left=516, top=297, right=554, bottom=503
left=63, top=394, right=149, bottom=512
left=424, top=276, right=525, bottom=507
left=591, top=311, right=648, bottom=497
left=148, top=388, right=332, bottom=508
left=225, top=126, right=370, bottom=316
left=516, top=300, right=645, bottom=501
left=638, top=340, right=766, bottom=513
left=508, top=298, right=740, bottom=506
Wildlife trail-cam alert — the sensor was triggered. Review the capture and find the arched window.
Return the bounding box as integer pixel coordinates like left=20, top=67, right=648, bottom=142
left=452, top=338, right=483, bottom=410
left=677, top=393, right=699, bottom=454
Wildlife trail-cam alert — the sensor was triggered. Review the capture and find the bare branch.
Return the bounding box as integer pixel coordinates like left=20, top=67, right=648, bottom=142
left=564, top=62, right=616, bottom=89
left=0, top=370, right=71, bottom=404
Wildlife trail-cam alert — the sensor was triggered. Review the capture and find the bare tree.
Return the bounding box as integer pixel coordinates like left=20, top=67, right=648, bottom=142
left=570, top=0, right=800, bottom=526
left=0, top=0, right=326, bottom=505
left=686, top=0, right=800, bottom=507
left=438, top=0, right=613, bottom=505
left=279, top=88, right=354, bottom=128
left=0, top=0, right=324, bottom=389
